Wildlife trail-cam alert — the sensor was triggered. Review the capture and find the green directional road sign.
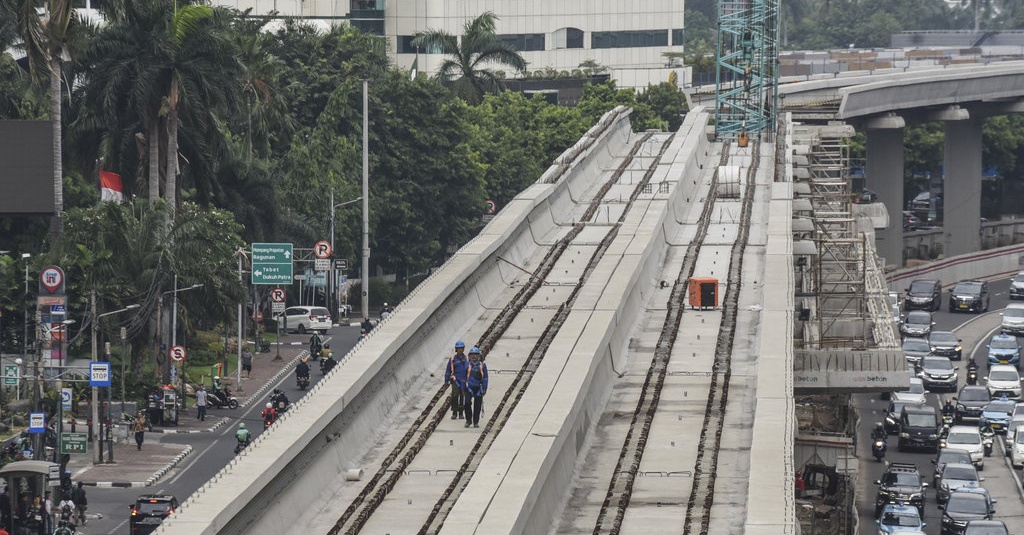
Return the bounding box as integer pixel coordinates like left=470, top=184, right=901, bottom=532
left=61, top=432, right=87, bottom=454
left=3, top=365, right=18, bottom=386
left=252, top=243, right=294, bottom=285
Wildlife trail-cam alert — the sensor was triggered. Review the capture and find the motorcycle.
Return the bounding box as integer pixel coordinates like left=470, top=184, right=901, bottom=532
left=872, top=438, right=887, bottom=461
left=309, top=336, right=323, bottom=361
left=966, top=364, right=979, bottom=386
left=297, top=375, right=310, bottom=390
left=234, top=437, right=251, bottom=455
left=208, top=387, right=239, bottom=410
left=941, top=414, right=955, bottom=435
left=270, top=391, right=289, bottom=414
left=982, top=426, right=996, bottom=457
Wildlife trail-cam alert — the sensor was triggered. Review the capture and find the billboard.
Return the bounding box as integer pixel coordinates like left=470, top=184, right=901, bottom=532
left=0, top=121, right=55, bottom=216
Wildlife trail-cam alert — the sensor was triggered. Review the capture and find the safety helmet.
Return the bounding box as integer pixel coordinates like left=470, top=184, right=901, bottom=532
left=267, top=402, right=273, bottom=409
left=469, top=346, right=481, bottom=355
left=384, top=302, right=388, bottom=306
left=301, top=357, right=308, bottom=363
left=455, top=341, right=465, bottom=349
left=239, top=422, right=246, bottom=429
left=875, top=422, right=883, bottom=428
left=214, top=376, right=220, bottom=380
left=324, top=344, right=330, bottom=349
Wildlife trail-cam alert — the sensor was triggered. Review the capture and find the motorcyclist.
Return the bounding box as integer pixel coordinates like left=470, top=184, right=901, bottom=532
left=235, top=423, right=251, bottom=453
left=261, top=403, right=278, bottom=429
left=309, top=332, right=324, bottom=357
left=271, top=389, right=289, bottom=412
left=296, top=358, right=310, bottom=378
left=871, top=423, right=887, bottom=441
left=320, top=343, right=332, bottom=362
left=322, top=353, right=337, bottom=375
left=942, top=398, right=957, bottom=418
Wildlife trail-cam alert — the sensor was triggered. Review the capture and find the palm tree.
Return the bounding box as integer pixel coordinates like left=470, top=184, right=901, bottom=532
left=412, top=11, right=526, bottom=105
left=75, top=0, right=241, bottom=213
left=9, top=0, right=76, bottom=236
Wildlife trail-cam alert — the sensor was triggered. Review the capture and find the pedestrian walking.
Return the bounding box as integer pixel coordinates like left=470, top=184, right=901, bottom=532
left=195, top=384, right=208, bottom=422
left=463, top=347, right=488, bottom=428
left=71, top=483, right=86, bottom=526
left=133, top=412, right=146, bottom=450
left=241, top=348, right=253, bottom=379
left=445, top=341, right=468, bottom=420
left=42, top=492, right=51, bottom=534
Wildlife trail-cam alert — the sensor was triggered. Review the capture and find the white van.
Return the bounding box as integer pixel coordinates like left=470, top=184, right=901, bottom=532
left=1002, top=302, right=1024, bottom=335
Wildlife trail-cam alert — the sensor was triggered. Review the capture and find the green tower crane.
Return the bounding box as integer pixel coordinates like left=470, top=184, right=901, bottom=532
left=714, top=0, right=780, bottom=140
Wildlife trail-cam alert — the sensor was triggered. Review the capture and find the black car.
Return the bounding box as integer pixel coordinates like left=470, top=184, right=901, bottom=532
left=931, top=448, right=973, bottom=487
left=963, top=519, right=1009, bottom=535
left=930, top=331, right=964, bottom=360
left=874, top=462, right=927, bottom=517
left=949, top=280, right=990, bottom=313
left=941, top=489, right=995, bottom=535
left=130, top=494, right=179, bottom=535
left=956, top=386, right=991, bottom=423
left=906, top=279, right=942, bottom=311
left=885, top=400, right=923, bottom=435
left=903, top=337, right=933, bottom=368
left=899, top=404, right=942, bottom=451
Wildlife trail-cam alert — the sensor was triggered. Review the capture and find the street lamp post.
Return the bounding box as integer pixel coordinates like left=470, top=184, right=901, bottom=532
left=329, top=191, right=362, bottom=320
left=22, top=253, right=30, bottom=364
left=90, top=294, right=140, bottom=464
left=362, top=79, right=370, bottom=321
left=167, top=278, right=203, bottom=426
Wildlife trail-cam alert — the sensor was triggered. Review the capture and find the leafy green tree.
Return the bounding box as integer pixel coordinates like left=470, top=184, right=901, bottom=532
left=638, top=83, right=689, bottom=132
left=52, top=200, right=246, bottom=373
left=412, top=11, right=527, bottom=105
left=463, top=91, right=590, bottom=206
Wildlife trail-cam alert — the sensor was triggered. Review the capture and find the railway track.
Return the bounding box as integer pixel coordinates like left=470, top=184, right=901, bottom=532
left=590, top=140, right=762, bottom=535
left=327, top=131, right=675, bottom=535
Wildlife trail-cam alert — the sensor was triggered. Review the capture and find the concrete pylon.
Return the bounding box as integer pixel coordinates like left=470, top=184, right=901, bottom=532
left=943, top=118, right=983, bottom=257
left=864, top=114, right=906, bottom=269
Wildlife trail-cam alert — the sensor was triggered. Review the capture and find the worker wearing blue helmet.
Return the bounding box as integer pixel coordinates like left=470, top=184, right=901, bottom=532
left=464, top=346, right=488, bottom=428
left=446, top=341, right=469, bottom=420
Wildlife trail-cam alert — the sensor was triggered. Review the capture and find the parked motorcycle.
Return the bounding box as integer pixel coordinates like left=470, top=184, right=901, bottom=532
left=872, top=439, right=887, bottom=461
left=208, top=387, right=239, bottom=410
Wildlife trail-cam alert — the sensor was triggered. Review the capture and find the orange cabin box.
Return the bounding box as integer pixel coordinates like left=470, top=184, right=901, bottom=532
left=688, top=277, right=719, bottom=310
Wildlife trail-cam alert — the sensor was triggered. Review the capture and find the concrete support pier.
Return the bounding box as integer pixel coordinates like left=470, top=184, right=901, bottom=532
left=943, top=118, right=983, bottom=257
left=865, top=121, right=905, bottom=268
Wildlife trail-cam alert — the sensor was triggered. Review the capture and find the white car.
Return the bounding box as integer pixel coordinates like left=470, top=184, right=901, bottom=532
left=275, top=306, right=333, bottom=334
left=892, top=378, right=927, bottom=405
left=943, top=426, right=985, bottom=469
left=1002, top=303, right=1024, bottom=335
left=1008, top=423, right=1024, bottom=467
left=985, top=364, right=1023, bottom=400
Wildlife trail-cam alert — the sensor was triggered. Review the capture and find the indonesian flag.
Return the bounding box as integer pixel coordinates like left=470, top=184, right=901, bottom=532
left=100, top=170, right=125, bottom=203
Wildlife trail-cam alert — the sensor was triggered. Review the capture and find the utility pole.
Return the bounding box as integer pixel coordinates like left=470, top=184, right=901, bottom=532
left=90, top=291, right=100, bottom=464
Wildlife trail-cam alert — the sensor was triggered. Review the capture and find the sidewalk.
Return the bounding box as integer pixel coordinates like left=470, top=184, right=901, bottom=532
left=65, top=338, right=309, bottom=487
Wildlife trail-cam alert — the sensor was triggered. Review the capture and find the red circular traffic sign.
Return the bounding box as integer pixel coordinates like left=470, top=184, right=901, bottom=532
left=270, top=288, right=286, bottom=303
left=169, top=345, right=187, bottom=362
left=314, top=240, right=333, bottom=259
left=40, top=266, right=65, bottom=294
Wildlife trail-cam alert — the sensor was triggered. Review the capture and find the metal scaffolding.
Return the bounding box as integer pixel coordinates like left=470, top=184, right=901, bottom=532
left=715, top=0, right=780, bottom=140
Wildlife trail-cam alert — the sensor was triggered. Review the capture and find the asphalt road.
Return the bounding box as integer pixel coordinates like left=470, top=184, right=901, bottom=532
left=81, top=322, right=362, bottom=534
left=856, top=277, right=1024, bottom=535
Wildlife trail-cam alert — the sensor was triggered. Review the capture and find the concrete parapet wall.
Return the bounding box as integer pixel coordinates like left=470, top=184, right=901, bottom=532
left=158, top=107, right=637, bottom=535
left=744, top=121, right=798, bottom=534
left=440, top=108, right=713, bottom=535
left=888, top=243, right=1024, bottom=291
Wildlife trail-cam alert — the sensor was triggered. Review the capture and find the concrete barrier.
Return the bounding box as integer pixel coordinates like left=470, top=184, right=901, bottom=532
left=888, top=243, right=1024, bottom=291
left=440, top=109, right=713, bottom=535
left=157, top=107, right=638, bottom=535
